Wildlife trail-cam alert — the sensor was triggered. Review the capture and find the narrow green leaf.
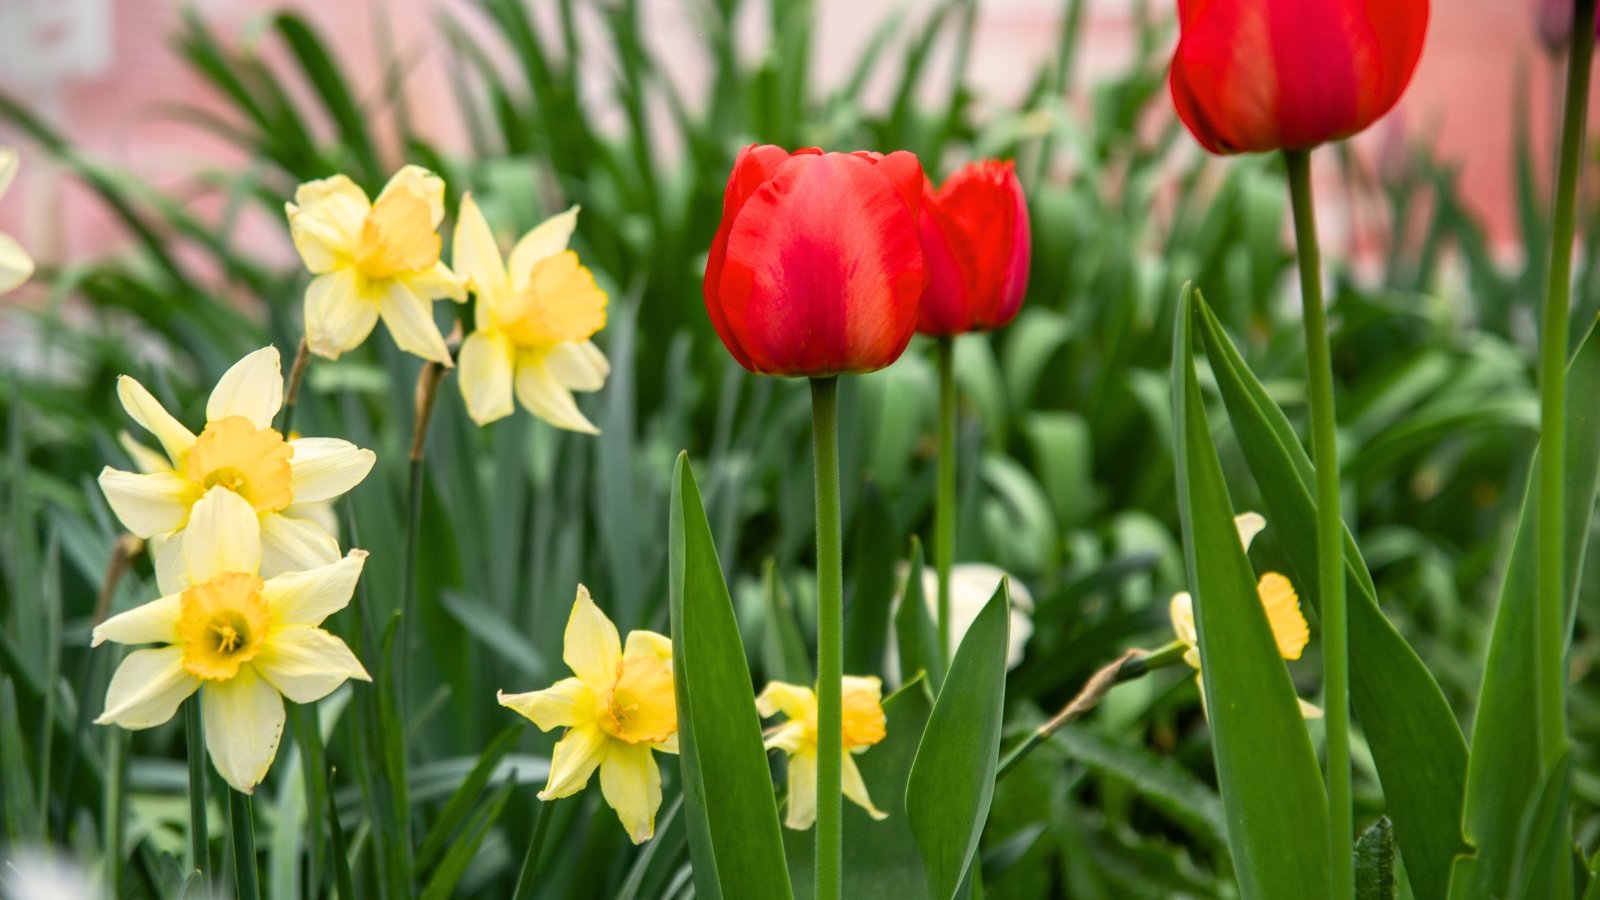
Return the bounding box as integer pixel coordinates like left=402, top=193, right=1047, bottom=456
left=416, top=725, right=522, bottom=871
left=1356, top=818, right=1396, bottom=900
left=1048, top=726, right=1226, bottom=848
left=419, top=772, right=519, bottom=900
left=906, top=580, right=1010, bottom=900
left=1507, top=749, right=1573, bottom=900
left=894, top=537, right=944, bottom=688
left=273, top=13, right=381, bottom=184
left=1195, top=294, right=1467, bottom=900
left=669, top=452, right=793, bottom=900
left=762, top=558, right=813, bottom=685
left=325, top=766, right=356, bottom=900
left=844, top=483, right=898, bottom=677
left=1173, top=286, right=1330, bottom=899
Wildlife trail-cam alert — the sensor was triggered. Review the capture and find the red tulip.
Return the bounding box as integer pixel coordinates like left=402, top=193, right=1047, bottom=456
left=704, top=145, right=927, bottom=377
left=917, top=160, right=1031, bottom=336
left=1169, top=0, right=1429, bottom=155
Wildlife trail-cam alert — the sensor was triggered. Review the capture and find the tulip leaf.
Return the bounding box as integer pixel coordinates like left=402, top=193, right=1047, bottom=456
left=668, top=453, right=793, bottom=900
left=1193, top=294, right=1467, bottom=900
left=894, top=537, right=944, bottom=689
left=1172, top=286, right=1330, bottom=899
left=906, top=579, right=1010, bottom=900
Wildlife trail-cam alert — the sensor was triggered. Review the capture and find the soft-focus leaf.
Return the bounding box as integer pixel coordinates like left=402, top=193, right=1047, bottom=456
left=895, top=537, right=944, bottom=688
left=1356, top=817, right=1396, bottom=900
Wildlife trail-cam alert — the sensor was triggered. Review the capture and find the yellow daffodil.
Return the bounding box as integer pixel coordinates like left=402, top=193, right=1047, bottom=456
left=452, top=194, right=610, bottom=433
left=97, top=347, right=376, bottom=592
left=286, top=165, right=465, bottom=364
left=757, top=676, right=888, bottom=830
left=498, top=586, right=676, bottom=843
left=93, top=486, right=371, bottom=793
left=1168, top=512, right=1321, bottom=718
left=0, top=148, right=35, bottom=295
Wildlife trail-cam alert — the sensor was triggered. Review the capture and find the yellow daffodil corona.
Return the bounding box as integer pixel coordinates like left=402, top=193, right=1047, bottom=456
left=0, top=148, right=34, bottom=295
left=97, top=347, right=375, bottom=591
left=1168, top=512, right=1321, bottom=718
left=93, top=487, right=371, bottom=793
left=453, top=194, right=610, bottom=433
left=287, top=165, right=465, bottom=364
left=757, top=676, right=888, bottom=830
left=498, top=586, right=676, bottom=844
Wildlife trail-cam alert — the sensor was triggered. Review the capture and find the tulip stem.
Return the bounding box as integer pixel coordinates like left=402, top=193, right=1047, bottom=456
left=810, top=376, right=844, bottom=900
left=935, top=336, right=957, bottom=669
left=228, top=789, right=260, bottom=900
left=184, top=696, right=207, bottom=885
left=1284, top=148, right=1352, bottom=900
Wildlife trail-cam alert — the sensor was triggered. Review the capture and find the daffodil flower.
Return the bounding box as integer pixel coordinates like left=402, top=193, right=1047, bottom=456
left=0, top=148, right=35, bottom=295
left=452, top=194, right=610, bottom=433
left=757, top=676, right=888, bottom=830
left=498, top=586, right=676, bottom=843
left=286, top=166, right=465, bottom=364
left=1168, top=512, right=1321, bottom=718
left=97, top=347, right=376, bottom=590
left=93, top=487, right=371, bottom=793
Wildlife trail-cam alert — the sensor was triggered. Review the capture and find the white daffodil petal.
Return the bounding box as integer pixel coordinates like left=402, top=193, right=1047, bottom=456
left=499, top=677, right=597, bottom=732
left=544, top=341, right=609, bottom=393
left=283, top=501, right=339, bottom=539
left=0, top=232, right=34, bottom=295
left=96, top=647, right=198, bottom=729
left=206, top=347, right=283, bottom=429
left=202, top=666, right=286, bottom=794
left=97, top=467, right=191, bottom=538
left=255, top=625, right=370, bottom=704
left=457, top=331, right=516, bottom=425
left=117, top=376, right=196, bottom=462
left=514, top=356, right=598, bottom=434
left=92, top=593, right=182, bottom=648
left=562, top=585, right=621, bottom=690
left=378, top=282, right=451, bottom=365
left=509, top=206, right=580, bottom=286
left=1234, top=512, right=1267, bottom=552
left=538, top=724, right=607, bottom=800
left=784, top=749, right=818, bottom=831
left=600, top=741, right=661, bottom=845
left=305, top=270, right=379, bottom=361
left=261, top=550, right=367, bottom=626
left=453, top=194, right=510, bottom=302
left=183, top=488, right=262, bottom=582
left=287, top=437, right=376, bottom=503
left=259, top=514, right=341, bottom=580
left=842, top=753, right=887, bottom=820
left=150, top=533, right=187, bottom=595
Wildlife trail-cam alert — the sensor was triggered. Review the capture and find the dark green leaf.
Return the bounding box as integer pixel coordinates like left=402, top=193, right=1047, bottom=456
left=1356, top=817, right=1396, bottom=900
left=894, top=537, right=944, bottom=688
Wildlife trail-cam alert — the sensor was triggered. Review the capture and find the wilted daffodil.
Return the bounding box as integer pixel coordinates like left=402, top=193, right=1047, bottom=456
left=286, top=165, right=465, bottom=364
left=1167, top=512, right=1321, bottom=718
left=758, top=676, right=888, bottom=830
left=0, top=148, right=34, bottom=295
left=498, top=586, right=676, bottom=844
left=93, top=487, right=371, bottom=793
left=452, top=194, right=610, bottom=433
left=98, top=347, right=376, bottom=589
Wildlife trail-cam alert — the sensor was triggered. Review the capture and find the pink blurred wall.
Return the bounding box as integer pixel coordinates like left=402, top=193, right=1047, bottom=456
left=0, top=0, right=1570, bottom=280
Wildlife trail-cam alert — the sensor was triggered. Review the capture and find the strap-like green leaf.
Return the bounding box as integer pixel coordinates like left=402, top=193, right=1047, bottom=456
left=894, top=538, right=944, bottom=688
left=1172, top=286, right=1330, bottom=899
left=669, top=453, right=793, bottom=900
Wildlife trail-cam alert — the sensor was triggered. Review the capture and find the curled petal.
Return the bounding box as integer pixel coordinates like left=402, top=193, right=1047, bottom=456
left=756, top=681, right=815, bottom=722
left=377, top=165, right=446, bottom=227
left=96, top=646, right=198, bottom=729
left=202, top=666, right=286, bottom=794
left=499, top=677, right=599, bottom=731
left=842, top=753, right=887, bottom=820
left=544, top=341, right=610, bottom=393
left=288, top=438, right=376, bottom=503
left=261, top=550, right=367, bottom=626
left=1234, top=511, right=1267, bottom=551
left=255, top=625, right=371, bottom=704
left=539, top=724, right=607, bottom=800
left=117, top=376, right=196, bottom=463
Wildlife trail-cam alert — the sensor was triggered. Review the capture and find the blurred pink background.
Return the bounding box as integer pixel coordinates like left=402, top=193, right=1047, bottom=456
left=0, top=0, right=1571, bottom=279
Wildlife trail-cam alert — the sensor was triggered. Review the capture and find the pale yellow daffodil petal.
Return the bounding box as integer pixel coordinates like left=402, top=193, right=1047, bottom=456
left=305, top=270, right=380, bottom=361
left=841, top=753, right=887, bottom=820
left=563, top=585, right=622, bottom=690
left=0, top=232, right=33, bottom=295
left=95, top=646, right=198, bottom=729
left=118, top=431, right=172, bottom=475
left=202, top=665, right=285, bottom=794
left=517, top=251, right=607, bottom=344
left=499, top=677, right=597, bottom=732
left=756, top=681, right=815, bottom=722
left=622, top=630, right=672, bottom=663
left=1298, top=698, right=1325, bottom=719
left=508, top=205, right=580, bottom=287
left=1258, top=572, right=1310, bottom=660
left=514, top=353, right=598, bottom=434
left=763, top=720, right=808, bottom=755
left=150, top=533, right=186, bottom=596
left=117, top=376, right=196, bottom=463
left=97, top=467, right=191, bottom=538
left=1234, top=511, right=1267, bottom=552
left=544, top=341, right=610, bottom=393
left=539, top=723, right=608, bottom=800
left=457, top=330, right=517, bottom=425
left=453, top=193, right=510, bottom=303
left=600, top=741, right=662, bottom=844
left=206, top=347, right=283, bottom=430
left=183, top=488, right=262, bottom=582
left=405, top=260, right=466, bottom=303
left=254, top=624, right=371, bottom=704
left=260, top=551, right=367, bottom=626
left=0, top=148, right=17, bottom=197
left=259, top=512, right=341, bottom=579
left=376, top=164, right=446, bottom=227
left=92, top=592, right=182, bottom=648
left=377, top=282, right=452, bottom=365
left=654, top=733, right=679, bottom=755
left=290, top=174, right=369, bottom=250
left=287, top=437, right=376, bottom=503
left=784, top=749, right=818, bottom=831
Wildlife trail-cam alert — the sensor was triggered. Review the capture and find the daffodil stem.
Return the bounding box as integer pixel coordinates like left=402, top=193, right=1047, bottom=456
left=810, top=376, right=844, bottom=900
left=511, top=796, right=556, bottom=900
left=1284, top=147, right=1352, bottom=900
left=228, top=790, right=260, bottom=900
left=278, top=337, right=311, bottom=437
left=184, top=696, right=207, bottom=884
left=1536, top=0, right=1595, bottom=770
left=292, top=704, right=327, bottom=893
left=935, top=337, right=957, bottom=669
left=400, top=361, right=446, bottom=713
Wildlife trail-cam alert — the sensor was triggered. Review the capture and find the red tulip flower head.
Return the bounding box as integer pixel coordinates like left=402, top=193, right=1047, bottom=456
left=1169, top=0, right=1429, bottom=154
left=917, top=160, right=1031, bottom=336
left=704, top=145, right=927, bottom=377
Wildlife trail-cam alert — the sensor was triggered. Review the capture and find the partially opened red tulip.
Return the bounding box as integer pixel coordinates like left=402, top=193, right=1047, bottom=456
left=1169, top=0, right=1429, bottom=154
left=704, top=145, right=927, bottom=377
left=917, top=160, right=1030, bottom=336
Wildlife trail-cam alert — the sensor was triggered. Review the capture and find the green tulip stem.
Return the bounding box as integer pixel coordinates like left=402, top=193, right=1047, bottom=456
left=184, top=696, right=207, bottom=886
left=1284, top=147, right=1352, bottom=900
left=1536, top=0, right=1596, bottom=766
left=810, top=376, right=844, bottom=900
left=936, top=336, right=957, bottom=667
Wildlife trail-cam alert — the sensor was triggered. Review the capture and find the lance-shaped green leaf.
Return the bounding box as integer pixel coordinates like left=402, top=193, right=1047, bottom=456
left=1194, top=294, right=1466, bottom=900
left=1173, top=287, right=1330, bottom=899
left=895, top=538, right=944, bottom=688
left=906, top=580, right=1010, bottom=900
left=669, top=453, right=793, bottom=900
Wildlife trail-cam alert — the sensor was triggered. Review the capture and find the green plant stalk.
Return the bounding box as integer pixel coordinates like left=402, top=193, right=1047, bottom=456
left=936, top=336, right=957, bottom=667
left=185, top=697, right=208, bottom=884
left=1285, top=148, right=1352, bottom=900
left=277, top=337, right=311, bottom=437
left=229, top=790, right=260, bottom=900
left=811, top=376, right=844, bottom=900
left=511, top=796, right=556, bottom=900
left=1536, top=0, right=1596, bottom=764
left=292, top=704, right=327, bottom=894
